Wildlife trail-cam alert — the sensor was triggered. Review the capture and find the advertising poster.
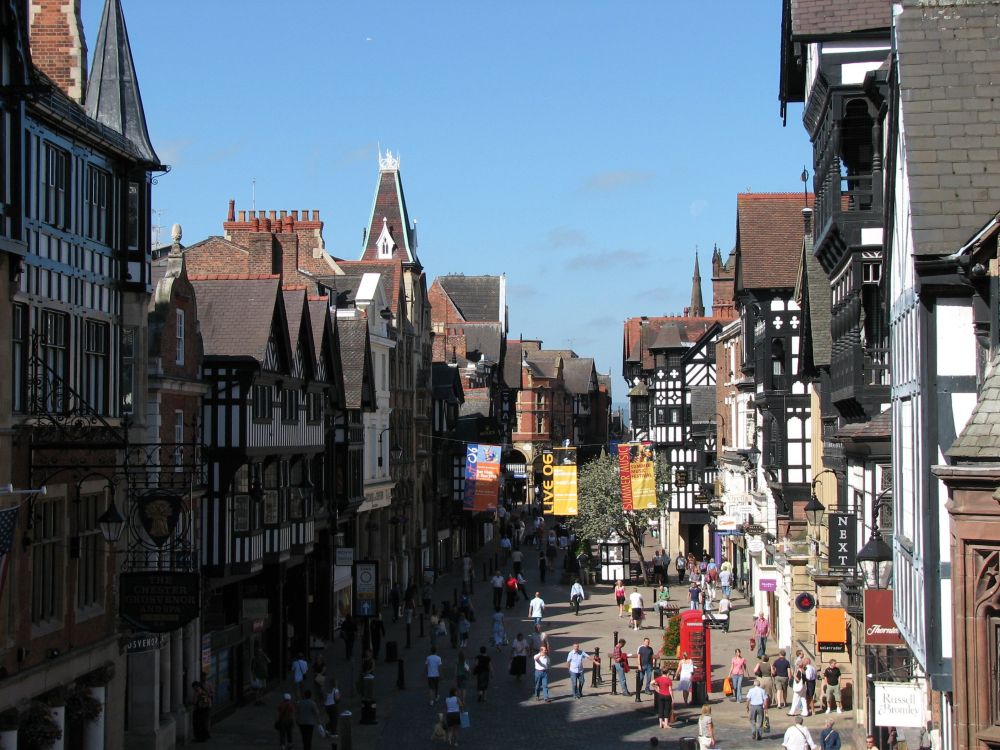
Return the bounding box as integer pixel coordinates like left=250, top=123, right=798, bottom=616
left=618, top=444, right=633, bottom=511
left=552, top=446, right=578, bottom=516
left=630, top=442, right=658, bottom=510
left=463, top=443, right=501, bottom=511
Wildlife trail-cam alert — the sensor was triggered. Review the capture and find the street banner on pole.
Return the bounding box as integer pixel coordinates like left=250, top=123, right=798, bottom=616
left=552, top=446, right=578, bottom=516
left=618, top=444, right=633, bottom=511
left=463, top=443, right=501, bottom=512
left=631, top=442, right=657, bottom=510
left=540, top=450, right=555, bottom=515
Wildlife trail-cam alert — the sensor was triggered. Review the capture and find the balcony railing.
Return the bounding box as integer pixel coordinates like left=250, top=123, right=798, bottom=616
left=839, top=575, right=864, bottom=618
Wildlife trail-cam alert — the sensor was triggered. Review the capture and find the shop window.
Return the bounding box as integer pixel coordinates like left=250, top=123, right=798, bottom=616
left=76, top=493, right=105, bottom=610
left=32, top=499, right=63, bottom=625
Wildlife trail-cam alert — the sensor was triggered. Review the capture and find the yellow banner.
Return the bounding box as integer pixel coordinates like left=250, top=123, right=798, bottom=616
left=552, top=447, right=578, bottom=516
left=630, top=443, right=657, bottom=510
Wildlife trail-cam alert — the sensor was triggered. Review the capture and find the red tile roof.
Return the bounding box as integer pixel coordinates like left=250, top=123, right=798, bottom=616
left=736, top=193, right=813, bottom=290
left=623, top=317, right=719, bottom=369
left=789, top=0, right=891, bottom=38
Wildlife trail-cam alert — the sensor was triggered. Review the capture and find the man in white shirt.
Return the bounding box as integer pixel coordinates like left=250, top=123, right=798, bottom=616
left=628, top=588, right=644, bottom=631
left=566, top=643, right=590, bottom=698
left=425, top=646, right=443, bottom=704
left=490, top=571, right=504, bottom=610
left=529, top=592, right=546, bottom=629
left=533, top=645, right=552, bottom=701
left=291, top=652, right=309, bottom=698
left=782, top=715, right=817, bottom=750
left=718, top=595, right=732, bottom=632
left=746, top=678, right=770, bottom=741
left=570, top=579, right=585, bottom=616
left=511, top=547, right=524, bottom=575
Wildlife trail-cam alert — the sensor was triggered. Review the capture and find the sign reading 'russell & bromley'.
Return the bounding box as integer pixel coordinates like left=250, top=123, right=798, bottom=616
left=827, top=512, right=857, bottom=569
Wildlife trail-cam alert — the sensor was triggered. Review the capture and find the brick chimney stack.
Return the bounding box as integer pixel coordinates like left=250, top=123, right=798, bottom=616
left=29, top=0, right=88, bottom=102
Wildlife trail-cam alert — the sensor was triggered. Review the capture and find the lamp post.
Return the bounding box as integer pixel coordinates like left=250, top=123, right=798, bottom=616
left=377, top=426, right=403, bottom=468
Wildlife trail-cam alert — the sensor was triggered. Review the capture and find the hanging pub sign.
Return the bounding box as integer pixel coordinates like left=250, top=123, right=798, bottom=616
left=119, top=572, right=201, bottom=633
left=136, top=490, right=185, bottom=547
left=827, top=512, right=857, bottom=569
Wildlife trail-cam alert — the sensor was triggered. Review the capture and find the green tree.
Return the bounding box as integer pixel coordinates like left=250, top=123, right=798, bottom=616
left=574, top=453, right=671, bottom=584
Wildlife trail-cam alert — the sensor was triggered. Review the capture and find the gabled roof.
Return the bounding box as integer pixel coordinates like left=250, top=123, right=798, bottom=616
left=735, top=193, right=813, bottom=291
left=794, top=229, right=832, bottom=368
left=360, top=152, right=419, bottom=266
left=622, top=317, right=718, bottom=369
left=563, top=357, right=597, bottom=395
left=337, top=316, right=376, bottom=410
left=836, top=409, right=892, bottom=442
left=788, top=0, right=891, bottom=38
left=503, top=339, right=524, bottom=390
left=464, top=323, right=504, bottom=364
left=190, top=276, right=283, bottom=364
left=282, top=287, right=316, bottom=378
left=432, top=362, right=465, bottom=405
left=897, top=0, right=1000, bottom=256
left=597, top=373, right=613, bottom=402
left=948, top=353, right=1000, bottom=460
left=83, top=0, right=159, bottom=165
left=436, top=275, right=502, bottom=323
left=338, top=260, right=404, bottom=315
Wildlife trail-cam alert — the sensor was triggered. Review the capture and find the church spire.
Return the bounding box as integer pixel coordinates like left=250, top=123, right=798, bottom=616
left=689, top=251, right=705, bottom=317
left=84, top=0, right=159, bottom=165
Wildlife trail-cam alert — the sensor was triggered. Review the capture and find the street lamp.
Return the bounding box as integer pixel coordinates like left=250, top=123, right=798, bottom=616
left=378, top=426, right=403, bottom=467
left=806, top=469, right=841, bottom=527
left=857, top=527, right=892, bottom=589
left=97, top=499, right=126, bottom=544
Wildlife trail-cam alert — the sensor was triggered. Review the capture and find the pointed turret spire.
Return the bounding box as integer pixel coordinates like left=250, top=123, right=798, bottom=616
left=689, top=251, right=705, bottom=317
left=360, top=148, right=420, bottom=267
left=84, top=0, right=159, bottom=165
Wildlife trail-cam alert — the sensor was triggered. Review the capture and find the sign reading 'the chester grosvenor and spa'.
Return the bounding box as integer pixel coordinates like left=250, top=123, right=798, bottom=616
left=119, top=572, right=200, bottom=634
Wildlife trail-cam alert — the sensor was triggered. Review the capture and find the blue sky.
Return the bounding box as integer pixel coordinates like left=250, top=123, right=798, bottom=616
left=88, top=1, right=808, bottom=398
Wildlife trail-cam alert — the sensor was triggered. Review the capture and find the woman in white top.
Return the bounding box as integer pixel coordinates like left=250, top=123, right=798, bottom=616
left=676, top=652, right=696, bottom=705
left=443, top=687, right=463, bottom=746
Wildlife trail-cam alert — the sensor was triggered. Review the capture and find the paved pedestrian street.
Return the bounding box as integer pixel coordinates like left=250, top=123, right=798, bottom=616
left=206, top=540, right=865, bottom=749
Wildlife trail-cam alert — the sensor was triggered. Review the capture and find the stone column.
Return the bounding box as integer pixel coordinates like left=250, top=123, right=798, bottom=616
left=50, top=705, right=65, bottom=750
left=83, top=686, right=107, bottom=750
left=127, top=650, right=160, bottom=734
left=160, top=634, right=171, bottom=716
left=0, top=730, right=18, bottom=750
left=171, top=627, right=184, bottom=713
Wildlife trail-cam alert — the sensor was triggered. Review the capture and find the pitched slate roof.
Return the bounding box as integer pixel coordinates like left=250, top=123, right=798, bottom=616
left=338, top=317, right=370, bottom=409
left=282, top=288, right=307, bottom=354
left=597, top=373, right=613, bottom=402
left=789, top=0, right=891, bottom=38
left=338, top=260, right=403, bottom=314
left=563, top=358, right=597, bottom=395
left=307, top=298, right=331, bottom=367
left=464, top=323, right=503, bottom=364
left=360, top=159, right=419, bottom=265
left=735, top=193, right=814, bottom=290
left=190, top=276, right=280, bottom=362
left=795, top=229, right=832, bottom=367
left=432, top=362, right=464, bottom=404
left=436, top=275, right=502, bottom=323
left=83, top=0, right=159, bottom=165
left=690, top=386, right=718, bottom=424
left=948, top=353, right=1000, bottom=460
left=835, top=408, right=892, bottom=441
left=622, top=317, right=717, bottom=369
left=897, top=0, right=1000, bottom=256
left=503, top=339, right=523, bottom=389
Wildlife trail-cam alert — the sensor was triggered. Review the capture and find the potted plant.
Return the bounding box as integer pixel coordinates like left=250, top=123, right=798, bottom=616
left=65, top=686, right=103, bottom=725
left=659, top=614, right=682, bottom=672
left=18, top=702, right=61, bottom=750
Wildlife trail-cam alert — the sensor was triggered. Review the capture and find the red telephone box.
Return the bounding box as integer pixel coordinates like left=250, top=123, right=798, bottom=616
left=679, top=609, right=713, bottom=693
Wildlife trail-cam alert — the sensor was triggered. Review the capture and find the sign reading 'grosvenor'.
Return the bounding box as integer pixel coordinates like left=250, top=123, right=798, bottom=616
left=119, top=572, right=200, bottom=634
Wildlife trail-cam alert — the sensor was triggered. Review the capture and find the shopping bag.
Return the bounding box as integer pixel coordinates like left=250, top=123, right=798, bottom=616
left=762, top=712, right=771, bottom=733
left=723, top=677, right=734, bottom=696
left=459, top=711, right=471, bottom=729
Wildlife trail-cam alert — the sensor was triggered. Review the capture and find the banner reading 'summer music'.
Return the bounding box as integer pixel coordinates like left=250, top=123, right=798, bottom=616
left=552, top=447, right=578, bottom=516
left=463, top=444, right=501, bottom=512
left=618, top=444, right=634, bottom=511
left=630, top=442, right=657, bottom=510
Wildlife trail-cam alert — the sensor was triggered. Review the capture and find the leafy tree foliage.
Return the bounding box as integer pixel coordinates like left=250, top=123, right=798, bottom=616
left=574, top=453, right=671, bottom=583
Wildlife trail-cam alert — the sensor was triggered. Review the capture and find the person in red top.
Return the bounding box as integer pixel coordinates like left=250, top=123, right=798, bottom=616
left=653, top=669, right=674, bottom=728
left=614, top=580, right=627, bottom=617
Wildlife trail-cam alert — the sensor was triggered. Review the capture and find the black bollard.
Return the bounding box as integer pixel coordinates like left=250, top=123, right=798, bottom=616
left=611, top=630, right=619, bottom=695
left=396, top=658, right=405, bottom=689
left=591, top=647, right=602, bottom=687
left=659, top=606, right=665, bottom=630
left=338, top=711, right=353, bottom=750
left=634, top=665, right=643, bottom=702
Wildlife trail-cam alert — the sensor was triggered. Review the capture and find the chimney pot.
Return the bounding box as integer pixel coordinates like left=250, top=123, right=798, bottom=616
left=262, top=218, right=271, bottom=231
left=802, top=207, right=813, bottom=235
left=269, top=210, right=277, bottom=221
left=280, top=210, right=287, bottom=219
left=312, top=210, right=319, bottom=221
left=227, top=199, right=236, bottom=222
left=238, top=210, right=246, bottom=222
left=291, top=210, right=299, bottom=220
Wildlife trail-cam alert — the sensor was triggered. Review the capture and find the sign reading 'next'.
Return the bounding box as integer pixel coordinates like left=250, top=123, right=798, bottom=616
left=828, top=512, right=857, bottom=569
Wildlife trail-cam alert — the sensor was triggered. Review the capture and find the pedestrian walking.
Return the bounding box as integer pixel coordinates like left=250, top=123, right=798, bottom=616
left=458, top=612, right=471, bottom=648
left=426, top=646, right=443, bottom=704
left=444, top=688, right=464, bottom=747
left=191, top=681, right=213, bottom=742
left=675, top=552, right=686, bottom=585
left=389, top=582, right=401, bottom=621
left=422, top=582, right=434, bottom=615
left=730, top=648, right=748, bottom=703
left=455, top=649, right=470, bottom=702
left=823, top=659, right=844, bottom=713
left=566, top=643, right=590, bottom=698
left=629, top=587, right=645, bottom=630
left=698, top=705, right=716, bottom=749
left=296, top=689, right=320, bottom=750
left=538, top=551, right=547, bottom=583
left=654, top=668, right=674, bottom=728
left=570, top=578, right=585, bottom=615
left=274, top=692, right=295, bottom=750
left=291, top=652, right=309, bottom=698
left=323, top=682, right=339, bottom=732
left=528, top=591, right=546, bottom=629
left=510, top=633, right=528, bottom=679
left=754, top=613, right=770, bottom=657
left=718, top=594, right=732, bottom=631
left=613, top=638, right=632, bottom=696
left=249, top=643, right=270, bottom=705
left=773, top=649, right=791, bottom=708
left=504, top=573, right=519, bottom=609
left=719, top=566, right=733, bottom=598
left=533, top=644, right=552, bottom=701
left=782, top=715, right=817, bottom=750
left=339, top=616, right=356, bottom=660
left=614, top=580, right=627, bottom=617
left=746, top=678, right=770, bottom=741
left=820, top=719, right=842, bottom=750
left=788, top=666, right=809, bottom=717
left=491, top=607, right=506, bottom=650
left=638, top=637, right=655, bottom=694
left=473, top=646, right=493, bottom=702
left=369, top=612, right=385, bottom=659
left=688, top=580, right=702, bottom=610
left=511, top=547, right=523, bottom=575
left=516, top=571, right=530, bottom=600
left=804, top=657, right=818, bottom=714
left=490, top=570, right=504, bottom=610
left=676, top=652, right=695, bottom=704
left=754, top=655, right=774, bottom=706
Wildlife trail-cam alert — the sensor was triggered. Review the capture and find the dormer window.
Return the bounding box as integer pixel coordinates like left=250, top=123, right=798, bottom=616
left=375, top=217, right=395, bottom=259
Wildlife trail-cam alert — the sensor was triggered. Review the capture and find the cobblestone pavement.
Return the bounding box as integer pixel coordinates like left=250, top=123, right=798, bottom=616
left=206, top=536, right=867, bottom=749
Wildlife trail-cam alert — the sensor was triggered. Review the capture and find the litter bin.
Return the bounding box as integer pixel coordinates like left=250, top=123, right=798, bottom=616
left=679, top=737, right=698, bottom=750
left=384, top=640, right=399, bottom=662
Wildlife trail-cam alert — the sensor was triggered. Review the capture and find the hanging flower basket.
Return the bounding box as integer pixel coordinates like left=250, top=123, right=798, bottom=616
left=18, top=702, right=62, bottom=750
left=77, top=663, right=115, bottom=688
left=40, top=687, right=66, bottom=709
left=66, top=687, right=103, bottom=725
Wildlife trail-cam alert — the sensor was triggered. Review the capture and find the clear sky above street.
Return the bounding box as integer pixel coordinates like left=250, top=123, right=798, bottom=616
left=87, top=1, right=809, bottom=399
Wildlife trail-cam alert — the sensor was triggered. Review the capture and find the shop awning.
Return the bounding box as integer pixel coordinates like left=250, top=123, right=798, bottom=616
left=816, top=607, right=847, bottom=643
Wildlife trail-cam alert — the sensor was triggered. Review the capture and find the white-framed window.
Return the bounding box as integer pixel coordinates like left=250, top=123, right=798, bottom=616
left=76, top=493, right=105, bottom=611
left=174, top=410, right=184, bottom=471
left=175, top=309, right=185, bottom=365
left=83, top=320, right=109, bottom=415
left=32, top=499, right=63, bottom=625
left=252, top=384, right=272, bottom=421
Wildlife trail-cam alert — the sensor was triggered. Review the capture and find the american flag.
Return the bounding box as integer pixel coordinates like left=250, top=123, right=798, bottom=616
left=0, top=505, right=21, bottom=603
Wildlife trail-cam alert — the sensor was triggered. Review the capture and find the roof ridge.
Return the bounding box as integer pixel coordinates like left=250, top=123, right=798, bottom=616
left=189, top=273, right=279, bottom=281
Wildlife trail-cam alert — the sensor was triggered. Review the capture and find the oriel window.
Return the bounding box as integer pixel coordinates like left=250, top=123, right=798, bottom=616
left=44, top=145, right=69, bottom=229
left=83, top=320, right=109, bottom=415
left=85, top=166, right=110, bottom=244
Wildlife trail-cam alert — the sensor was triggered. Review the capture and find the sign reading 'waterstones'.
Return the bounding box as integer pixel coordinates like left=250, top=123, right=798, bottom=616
left=119, top=572, right=200, bottom=633
left=828, top=512, right=857, bottom=569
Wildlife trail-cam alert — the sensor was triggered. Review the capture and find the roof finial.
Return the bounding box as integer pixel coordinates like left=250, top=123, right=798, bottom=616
left=379, top=148, right=400, bottom=172
left=689, top=250, right=705, bottom=318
